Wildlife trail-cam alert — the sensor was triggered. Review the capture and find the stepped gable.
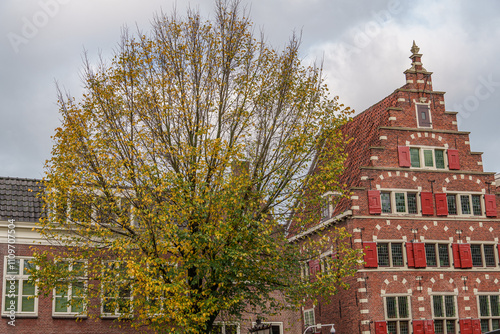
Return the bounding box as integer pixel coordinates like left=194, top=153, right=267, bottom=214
left=0, top=176, right=44, bottom=222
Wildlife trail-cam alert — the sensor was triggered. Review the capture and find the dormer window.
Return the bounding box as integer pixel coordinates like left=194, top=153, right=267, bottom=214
left=416, top=103, right=431, bottom=128
left=320, top=192, right=340, bottom=220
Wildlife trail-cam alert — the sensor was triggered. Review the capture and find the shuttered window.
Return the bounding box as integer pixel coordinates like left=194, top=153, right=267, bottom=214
left=485, top=194, right=497, bottom=217
left=421, top=192, right=434, bottom=215
left=363, top=242, right=378, bottom=268
left=410, top=148, right=420, bottom=167
left=479, top=295, right=500, bottom=332
left=435, top=194, right=448, bottom=216
left=368, top=190, right=382, bottom=214
left=398, top=146, right=411, bottom=167
left=452, top=243, right=473, bottom=269
left=447, top=149, right=460, bottom=170
left=385, top=296, right=410, bottom=334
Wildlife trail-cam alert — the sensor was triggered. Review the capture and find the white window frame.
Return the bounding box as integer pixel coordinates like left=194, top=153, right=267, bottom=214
left=380, top=190, right=420, bottom=215
left=212, top=321, right=241, bottom=334
left=52, top=260, right=87, bottom=317
left=377, top=241, right=405, bottom=268
left=477, top=293, right=500, bottom=332
left=320, top=191, right=340, bottom=221
left=408, top=146, right=447, bottom=170
left=251, top=322, right=283, bottom=334
left=424, top=243, right=451, bottom=268
left=383, top=294, right=411, bottom=334
left=470, top=243, right=497, bottom=268
left=100, top=261, right=133, bottom=318
left=415, top=102, right=433, bottom=128
left=304, top=308, right=315, bottom=327
left=1, top=256, right=38, bottom=317
left=431, top=293, right=458, bottom=334
left=446, top=192, right=485, bottom=217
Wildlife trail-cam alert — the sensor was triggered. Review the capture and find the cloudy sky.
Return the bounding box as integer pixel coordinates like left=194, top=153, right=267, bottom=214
left=1, top=0, right=500, bottom=179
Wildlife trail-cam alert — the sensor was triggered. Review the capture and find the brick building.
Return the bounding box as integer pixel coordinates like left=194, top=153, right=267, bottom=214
left=0, top=180, right=300, bottom=333
left=291, top=42, right=500, bottom=334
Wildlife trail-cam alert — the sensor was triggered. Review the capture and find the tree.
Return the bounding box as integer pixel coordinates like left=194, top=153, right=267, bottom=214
left=31, top=1, right=361, bottom=333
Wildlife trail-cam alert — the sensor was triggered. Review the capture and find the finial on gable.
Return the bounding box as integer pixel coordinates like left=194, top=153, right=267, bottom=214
left=411, top=40, right=420, bottom=55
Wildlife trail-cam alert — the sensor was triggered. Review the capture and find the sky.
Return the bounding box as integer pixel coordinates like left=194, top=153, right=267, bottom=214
left=1, top=0, right=500, bottom=179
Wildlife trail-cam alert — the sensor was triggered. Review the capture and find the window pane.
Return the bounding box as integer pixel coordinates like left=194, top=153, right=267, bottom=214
left=21, top=297, right=35, bottom=312
left=398, top=296, right=408, bottom=318
left=438, top=244, right=450, bottom=266
left=23, top=260, right=34, bottom=275
left=424, top=150, right=434, bottom=167
left=386, top=297, right=397, bottom=318
left=381, top=193, right=392, bottom=213
left=425, top=244, right=437, bottom=266
left=55, top=297, right=68, bottom=312
left=435, top=150, right=445, bottom=169
left=23, top=280, right=35, bottom=296
left=434, top=296, right=444, bottom=317
left=378, top=244, right=390, bottom=266
left=407, top=193, right=417, bottom=214
left=395, top=193, right=406, bottom=213
left=472, top=195, right=482, bottom=216
left=447, top=195, right=457, bottom=215
left=71, top=297, right=84, bottom=313
left=434, top=320, right=444, bottom=334
left=271, top=325, right=280, bottom=334
left=480, top=295, right=490, bottom=316
left=471, top=244, right=483, bottom=267
left=484, top=245, right=496, bottom=266
left=410, top=148, right=421, bottom=167
left=400, top=321, right=409, bottom=334
left=392, top=244, right=404, bottom=267
left=387, top=321, right=397, bottom=334
left=211, top=324, right=223, bottom=334
left=493, top=319, right=500, bottom=330
left=445, top=296, right=455, bottom=317
left=446, top=320, right=455, bottom=333
left=481, top=319, right=490, bottom=333
left=4, top=280, right=18, bottom=312
left=6, top=259, right=20, bottom=275
left=491, top=296, right=500, bottom=316
left=226, top=324, right=238, bottom=334
left=460, top=195, right=471, bottom=214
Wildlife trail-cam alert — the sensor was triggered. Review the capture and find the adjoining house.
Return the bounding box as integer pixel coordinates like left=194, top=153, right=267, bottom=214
left=290, top=42, right=500, bottom=334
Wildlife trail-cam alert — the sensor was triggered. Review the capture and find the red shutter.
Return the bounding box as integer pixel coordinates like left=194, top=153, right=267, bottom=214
left=309, top=259, right=320, bottom=281
left=406, top=242, right=415, bottom=267
left=472, top=319, right=481, bottom=334
left=459, top=244, right=473, bottom=268
left=413, top=242, right=427, bottom=268
left=398, top=146, right=411, bottom=167
left=459, top=319, right=472, bottom=334
left=363, top=242, right=378, bottom=268
left=374, top=321, right=387, bottom=334
left=368, top=190, right=381, bottom=214
left=453, top=244, right=461, bottom=268
left=424, top=320, right=435, bottom=334
left=435, top=193, right=448, bottom=216
left=413, top=320, right=424, bottom=334
left=448, top=149, right=460, bottom=170
left=485, top=194, right=497, bottom=217
left=421, top=192, right=434, bottom=215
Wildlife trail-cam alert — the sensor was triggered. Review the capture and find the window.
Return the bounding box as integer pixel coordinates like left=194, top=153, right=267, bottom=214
left=253, top=322, right=282, bottom=334
left=425, top=244, right=450, bottom=267
left=470, top=244, right=496, bottom=267
left=380, top=191, right=418, bottom=215
left=320, top=193, right=339, bottom=220
left=212, top=322, right=240, bottom=334
left=101, top=262, right=132, bottom=318
left=447, top=194, right=483, bottom=216
left=416, top=104, right=432, bottom=128
left=479, top=295, right=500, bottom=332
left=433, top=295, right=457, bottom=334
left=378, top=243, right=404, bottom=267
left=304, top=309, right=315, bottom=327
left=53, top=261, right=86, bottom=316
left=409, top=147, right=445, bottom=169
left=2, top=257, right=37, bottom=316
left=385, top=296, right=410, bottom=334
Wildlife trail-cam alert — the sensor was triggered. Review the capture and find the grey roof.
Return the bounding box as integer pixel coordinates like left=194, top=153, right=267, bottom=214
left=0, top=177, right=44, bottom=222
